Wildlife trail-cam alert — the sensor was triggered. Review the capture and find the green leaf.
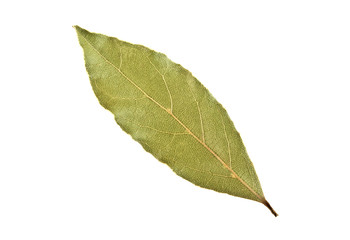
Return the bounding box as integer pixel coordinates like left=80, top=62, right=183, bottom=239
left=75, top=26, right=277, bottom=216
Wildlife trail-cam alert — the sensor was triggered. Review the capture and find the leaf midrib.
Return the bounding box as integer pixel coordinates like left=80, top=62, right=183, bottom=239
left=79, top=32, right=264, bottom=202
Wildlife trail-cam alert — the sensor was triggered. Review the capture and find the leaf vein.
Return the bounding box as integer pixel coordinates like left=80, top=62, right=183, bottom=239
left=93, top=80, right=146, bottom=104
left=146, top=55, right=173, bottom=113
left=220, top=112, right=232, bottom=168
left=186, top=79, right=205, bottom=143
left=120, top=117, right=189, bottom=135
left=173, top=161, right=233, bottom=179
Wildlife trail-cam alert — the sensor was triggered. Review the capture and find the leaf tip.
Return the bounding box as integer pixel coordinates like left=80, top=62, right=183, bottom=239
left=73, top=25, right=86, bottom=35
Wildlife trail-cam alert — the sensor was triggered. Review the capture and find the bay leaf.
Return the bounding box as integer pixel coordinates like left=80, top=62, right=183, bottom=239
left=75, top=26, right=277, bottom=216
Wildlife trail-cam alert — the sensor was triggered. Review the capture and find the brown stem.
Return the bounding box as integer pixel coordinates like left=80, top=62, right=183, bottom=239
left=262, top=199, right=278, bottom=217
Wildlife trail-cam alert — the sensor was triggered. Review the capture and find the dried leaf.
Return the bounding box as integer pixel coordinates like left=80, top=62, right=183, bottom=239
left=75, top=26, right=277, bottom=216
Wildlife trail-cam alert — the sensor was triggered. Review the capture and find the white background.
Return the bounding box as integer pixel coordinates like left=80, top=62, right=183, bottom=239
left=1, top=0, right=349, bottom=239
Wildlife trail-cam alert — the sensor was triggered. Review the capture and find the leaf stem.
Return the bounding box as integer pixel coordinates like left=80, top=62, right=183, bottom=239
left=262, top=199, right=278, bottom=217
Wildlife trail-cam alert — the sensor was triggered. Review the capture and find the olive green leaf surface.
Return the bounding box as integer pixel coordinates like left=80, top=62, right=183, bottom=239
left=75, top=26, right=277, bottom=216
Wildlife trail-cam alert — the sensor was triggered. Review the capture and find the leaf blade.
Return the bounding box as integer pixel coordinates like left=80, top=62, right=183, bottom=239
left=75, top=26, right=277, bottom=216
